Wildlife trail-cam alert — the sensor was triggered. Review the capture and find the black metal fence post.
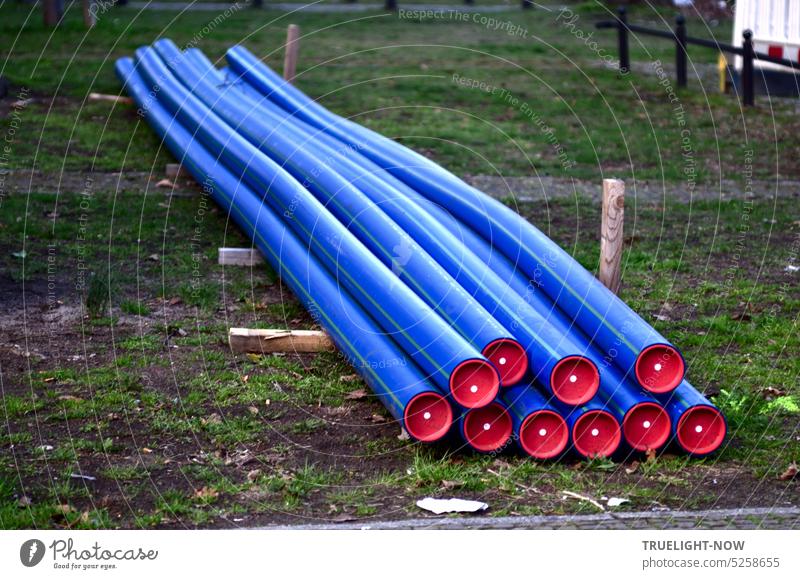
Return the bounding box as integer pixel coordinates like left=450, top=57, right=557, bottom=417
left=675, top=14, right=687, bottom=87
left=742, top=29, right=754, bottom=106
left=385, top=0, right=397, bottom=11
left=617, top=6, right=630, bottom=73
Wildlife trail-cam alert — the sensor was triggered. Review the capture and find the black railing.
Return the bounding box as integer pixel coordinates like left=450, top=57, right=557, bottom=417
left=596, top=6, right=800, bottom=106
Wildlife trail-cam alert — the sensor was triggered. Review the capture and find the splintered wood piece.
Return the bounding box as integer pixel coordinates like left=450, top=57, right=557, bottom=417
left=228, top=328, right=334, bottom=354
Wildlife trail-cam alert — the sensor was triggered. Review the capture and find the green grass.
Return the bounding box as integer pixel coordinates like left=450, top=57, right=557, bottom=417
left=1, top=3, right=796, bottom=181
left=1, top=2, right=797, bottom=530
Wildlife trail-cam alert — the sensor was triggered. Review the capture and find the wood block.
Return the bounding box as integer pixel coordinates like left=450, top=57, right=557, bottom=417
left=165, top=163, right=191, bottom=179
left=218, top=248, right=265, bottom=266
left=228, top=328, right=334, bottom=354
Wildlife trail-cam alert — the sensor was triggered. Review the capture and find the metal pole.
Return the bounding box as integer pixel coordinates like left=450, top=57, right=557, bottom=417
left=385, top=0, right=397, bottom=11
left=675, top=14, right=687, bottom=88
left=617, top=6, right=630, bottom=74
left=742, top=29, right=755, bottom=106
left=522, top=0, right=533, bottom=9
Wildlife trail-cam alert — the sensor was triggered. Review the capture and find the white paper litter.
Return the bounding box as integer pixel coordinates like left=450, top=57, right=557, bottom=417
left=416, top=497, right=488, bottom=515
left=607, top=497, right=630, bottom=508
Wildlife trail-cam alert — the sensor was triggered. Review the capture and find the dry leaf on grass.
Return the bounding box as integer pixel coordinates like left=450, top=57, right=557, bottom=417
left=345, top=389, right=368, bottom=400
left=778, top=463, right=798, bottom=481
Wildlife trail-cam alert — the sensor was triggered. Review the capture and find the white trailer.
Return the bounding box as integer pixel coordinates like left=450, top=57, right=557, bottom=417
left=731, top=0, right=800, bottom=95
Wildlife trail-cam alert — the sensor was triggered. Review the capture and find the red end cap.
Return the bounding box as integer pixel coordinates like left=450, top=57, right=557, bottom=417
left=635, top=344, right=685, bottom=393
left=572, top=410, right=621, bottom=458
left=449, top=359, right=500, bottom=409
left=462, top=402, right=512, bottom=452
left=551, top=356, right=599, bottom=405
left=677, top=406, right=726, bottom=455
left=622, top=402, right=671, bottom=452
left=519, top=410, right=569, bottom=459
left=482, top=338, right=528, bottom=387
left=404, top=392, right=453, bottom=442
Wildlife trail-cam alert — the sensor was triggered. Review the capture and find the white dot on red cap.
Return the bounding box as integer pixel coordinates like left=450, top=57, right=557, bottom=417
left=423, top=412, right=431, bottom=420
left=591, top=428, right=600, bottom=437
left=470, top=385, right=478, bottom=393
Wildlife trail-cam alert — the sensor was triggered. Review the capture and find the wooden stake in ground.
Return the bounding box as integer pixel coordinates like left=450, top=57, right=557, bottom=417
left=283, top=24, right=300, bottom=83
left=599, top=179, right=625, bottom=294
left=83, top=0, right=96, bottom=28
left=228, top=328, right=334, bottom=354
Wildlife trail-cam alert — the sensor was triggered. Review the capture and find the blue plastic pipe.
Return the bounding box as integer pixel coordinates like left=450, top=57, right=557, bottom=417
left=226, top=44, right=686, bottom=395
left=115, top=57, right=454, bottom=442
left=502, top=385, right=569, bottom=459
left=403, top=193, right=673, bottom=452
left=658, top=382, right=727, bottom=456
left=151, top=39, right=526, bottom=389
left=131, top=47, right=500, bottom=408
left=458, top=400, right=513, bottom=454
left=553, top=397, right=623, bottom=459
left=159, top=43, right=610, bottom=404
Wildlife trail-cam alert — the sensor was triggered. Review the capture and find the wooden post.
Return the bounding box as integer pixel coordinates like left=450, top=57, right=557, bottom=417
left=228, top=328, right=334, bottom=354
left=83, top=0, right=96, bottom=28
left=283, top=24, right=300, bottom=84
left=599, top=179, right=625, bottom=294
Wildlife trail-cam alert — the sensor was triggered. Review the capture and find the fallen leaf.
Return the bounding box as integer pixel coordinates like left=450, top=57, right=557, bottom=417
left=55, top=504, right=73, bottom=515
left=17, top=496, right=32, bottom=508
left=762, top=386, right=786, bottom=400
left=778, top=463, right=798, bottom=481
left=202, top=413, right=222, bottom=425
left=416, top=497, right=488, bottom=515
left=247, top=406, right=259, bottom=415
left=167, top=297, right=182, bottom=306
left=147, top=254, right=160, bottom=262
left=397, top=428, right=410, bottom=441
left=246, top=469, right=262, bottom=483
left=345, top=389, right=368, bottom=400
left=195, top=487, right=219, bottom=500
left=156, top=178, right=175, bottom=188
left=340, top=374, right=360, bottom=383
left=58, top=395, right=82, bottom=402
left=625, top=461, right=640, bottom=474
left=441, top=480, right=465, bottom=490
left=371, top=414, right=387, bottom=424
left=645, top=448, right=657, bottom=462
left=142, top=447, right=153, bottom=454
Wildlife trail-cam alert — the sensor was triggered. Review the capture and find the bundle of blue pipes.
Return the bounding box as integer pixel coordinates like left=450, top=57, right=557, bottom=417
left=115, top=40, right=727, bottom=460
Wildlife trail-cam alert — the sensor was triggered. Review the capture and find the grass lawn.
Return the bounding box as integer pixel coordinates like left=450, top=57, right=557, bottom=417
left=0, top=2, right=798, bottom=528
